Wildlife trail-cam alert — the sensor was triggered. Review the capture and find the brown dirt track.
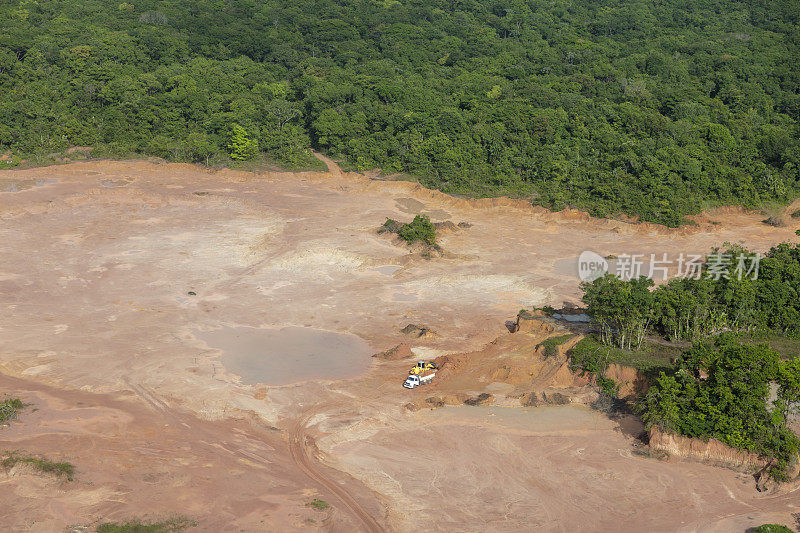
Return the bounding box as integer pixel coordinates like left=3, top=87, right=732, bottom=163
left=1, top=158, right=799, bottom=532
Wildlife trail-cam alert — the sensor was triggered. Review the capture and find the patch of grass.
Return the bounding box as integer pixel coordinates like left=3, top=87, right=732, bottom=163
left=733, top=333, right=799, bottom=359
left=1, top=452, right=75, bottom=480
left=790, top=209, right=800, bottom=218
left=0, top=398, right=24, bottom=423
left=306, top=498, right=329, bottom=511
left=95, top=517, right=196, bottom=533
left=540, top=334, right=574, bottom=358
left=571, top=335, right=679, bottom=373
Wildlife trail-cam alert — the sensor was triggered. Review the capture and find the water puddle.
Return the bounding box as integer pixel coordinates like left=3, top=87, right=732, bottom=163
left=197, top=325, right=373, bottom=386
left=1, top=177, right=59, bottom=192
left=372, top=265, right=401, bottom=276
left=100, top=179, right=130, bottom=188
left=392, top=292, right=418, bottom=302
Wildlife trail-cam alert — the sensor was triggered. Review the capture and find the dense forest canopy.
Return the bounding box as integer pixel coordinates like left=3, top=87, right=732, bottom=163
left=1, top=0, right=799, bottom=225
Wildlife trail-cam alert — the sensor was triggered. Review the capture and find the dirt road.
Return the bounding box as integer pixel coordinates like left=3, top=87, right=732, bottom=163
left=288, top=406, right=386, bottom=533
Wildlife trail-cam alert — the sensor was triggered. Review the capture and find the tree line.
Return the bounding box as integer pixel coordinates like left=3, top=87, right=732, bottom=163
left=1, top=0, right=799, bottom=225
left=581, top=243, right=800, bottom=349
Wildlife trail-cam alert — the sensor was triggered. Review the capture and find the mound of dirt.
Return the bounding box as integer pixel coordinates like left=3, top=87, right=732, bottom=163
left=542, top=392, right=571, bottom=405
left=373, top=343, right=414, bottom=360
left=433, top=221, right=460, bottom=233
left=464, top=393, right=493, bottom=406
left=508, top=311, right=554, bottom=335
left=401, top=324, right=438, bottom=339
left=763, top=216, right=786, bottom=227
left=520, top=392, right=539, bottom=407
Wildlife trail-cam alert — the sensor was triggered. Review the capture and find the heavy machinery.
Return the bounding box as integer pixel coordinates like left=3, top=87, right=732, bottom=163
left=409, top=361, right=437, bottom=375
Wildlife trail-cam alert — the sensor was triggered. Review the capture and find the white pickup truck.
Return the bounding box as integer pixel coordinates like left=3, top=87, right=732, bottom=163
left=403, top=371, right=435, bottom=389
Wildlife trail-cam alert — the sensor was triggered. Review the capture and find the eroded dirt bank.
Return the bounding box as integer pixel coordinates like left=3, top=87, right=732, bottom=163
left=1, top=160, right=799, bottom=531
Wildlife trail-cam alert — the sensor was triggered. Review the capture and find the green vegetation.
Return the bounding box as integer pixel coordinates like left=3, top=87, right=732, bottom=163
left=753, top=525, right=794, bottom=533
left=571, top=335, right=678, bottom=373
left=577, top=241, right=800, bottom=480
left=381, top=215, right=436, bottom=245
left=96, top=517, right=196, bottom=533
left=540, top=334, right=573, bottom=358
left=306, top=498, right=329, bottom=511
left=639, top=336, right=800, bottom=479
left=1, top=452, right=75, bottom=480
left=1, top=1, right=799, bottom=224
left=581, top=243, right=800, bottom=347
left=569, top=335, right=677, bottom=397
left=0, top=398, right=24, bottom=423
left=733, top=333, right=800, bottom=359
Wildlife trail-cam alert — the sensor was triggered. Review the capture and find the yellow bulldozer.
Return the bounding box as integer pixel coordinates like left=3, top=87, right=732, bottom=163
left=409, top=361, right=437, bottom=375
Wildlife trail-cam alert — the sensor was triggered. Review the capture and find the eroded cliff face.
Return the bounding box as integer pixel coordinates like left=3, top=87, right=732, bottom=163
left=648, top=427, right=766, bottom=472
left=605, top=363, right=649, bottom=401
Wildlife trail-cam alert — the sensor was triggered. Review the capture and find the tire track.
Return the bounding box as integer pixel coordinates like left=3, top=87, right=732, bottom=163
left=288, top=408, right=385, bottom=533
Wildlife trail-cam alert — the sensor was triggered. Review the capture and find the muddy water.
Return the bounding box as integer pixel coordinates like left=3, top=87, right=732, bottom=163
left=198, top=326, right=373, bottom=386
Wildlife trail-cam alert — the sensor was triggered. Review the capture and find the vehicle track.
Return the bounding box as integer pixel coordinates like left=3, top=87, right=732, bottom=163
left=288, top=407, right=385, bottom=533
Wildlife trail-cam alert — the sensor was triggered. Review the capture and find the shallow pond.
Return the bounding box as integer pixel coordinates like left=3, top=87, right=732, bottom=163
left=197, top=325, right=373, bottom=386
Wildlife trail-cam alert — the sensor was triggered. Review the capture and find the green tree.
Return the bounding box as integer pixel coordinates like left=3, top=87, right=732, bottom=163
left=226, top=124, right=258, bottom=161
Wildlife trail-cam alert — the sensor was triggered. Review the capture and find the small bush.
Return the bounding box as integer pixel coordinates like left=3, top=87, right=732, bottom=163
left=0, top=398, right=24, bottom=423
left=753, top=525, right=793, bottom=533
left=380, top=215, right=436, bottom=245
left=306, top=498, right=329, bottom=511
left=2, top=452, right=75, bottom=480
left=96, top=517, right=196, bottom=533
left=790, top=209, right=800, bottom=218
left=540, top=334, right=573, bottom=358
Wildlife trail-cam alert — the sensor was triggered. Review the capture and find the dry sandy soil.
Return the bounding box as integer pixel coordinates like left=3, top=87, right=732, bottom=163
left=1, top=157, right=799, bottom=532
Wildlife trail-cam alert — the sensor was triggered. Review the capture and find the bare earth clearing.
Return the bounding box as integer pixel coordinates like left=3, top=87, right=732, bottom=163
left=1, top=159, right=799, bottom=532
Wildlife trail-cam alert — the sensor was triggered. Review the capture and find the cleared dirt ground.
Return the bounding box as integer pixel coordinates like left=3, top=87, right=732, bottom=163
left=1, top=158, right=799, bottom=531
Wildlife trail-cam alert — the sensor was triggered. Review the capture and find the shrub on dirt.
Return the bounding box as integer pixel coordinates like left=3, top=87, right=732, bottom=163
left=95, top=517, right=196, bottom=533
left=540, top=334, right=573, bottom=358
left=464, top=393, right=493, bottom=406
left=762, top=216, right=786, bottom=227
left=380, top=215, right=436, bottom=245
left=0, top=398, right=23, bottom=423
left=306, top=498, right=329, bottom=511
left=542, top=392, right=571, bottom=405
left=752, top=525, right=793, bottom=533
left=425, top=397, right=445, bottom=408
left=1, top=452, right=75, bottom=480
